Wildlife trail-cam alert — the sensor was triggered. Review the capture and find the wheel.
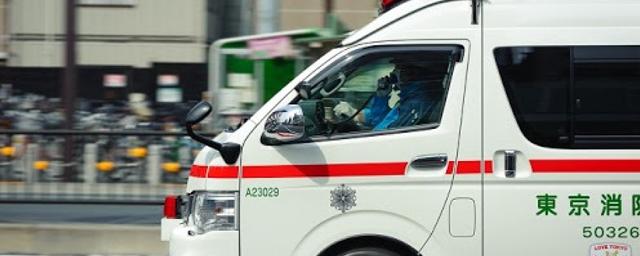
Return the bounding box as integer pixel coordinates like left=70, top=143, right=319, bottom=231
left=337, top=247, right=402, bottom=256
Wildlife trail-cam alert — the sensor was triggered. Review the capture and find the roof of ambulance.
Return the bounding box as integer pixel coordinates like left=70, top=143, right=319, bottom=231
left=343, top=0, right=640, bottom=45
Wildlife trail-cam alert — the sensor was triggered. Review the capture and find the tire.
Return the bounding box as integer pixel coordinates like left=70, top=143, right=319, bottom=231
left=337, top=247, right=402, bottom=256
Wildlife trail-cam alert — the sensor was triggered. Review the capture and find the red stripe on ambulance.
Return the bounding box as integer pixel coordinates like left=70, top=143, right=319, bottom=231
left=190, top=159, right=639, bottom=179
left=190, top=165, right=239, bottom=178
left=242, top=162, right=407, bottom=178
left=530, top=159, right=640, bottom=173
left=446, top=160, right=492, bottom=174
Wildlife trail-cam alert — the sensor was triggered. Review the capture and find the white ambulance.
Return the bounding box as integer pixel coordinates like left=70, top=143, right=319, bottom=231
left=162, top=0, right=640, bottom=255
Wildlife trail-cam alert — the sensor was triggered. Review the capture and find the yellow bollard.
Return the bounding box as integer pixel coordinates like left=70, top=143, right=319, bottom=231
left=96, top=161, right=115, bottom=172
left=33, top=161, right=49, bottom=171
left=128, top=147, right=148, bottom=158
left=162, top=162, right=181, bottom=173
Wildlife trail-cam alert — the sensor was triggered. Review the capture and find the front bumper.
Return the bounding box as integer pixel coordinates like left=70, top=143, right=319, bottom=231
left=169, top=225, right=239, bottom=256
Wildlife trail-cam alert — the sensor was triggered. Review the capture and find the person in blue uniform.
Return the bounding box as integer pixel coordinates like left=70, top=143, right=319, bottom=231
left=333, top=62, right=438, bottom=131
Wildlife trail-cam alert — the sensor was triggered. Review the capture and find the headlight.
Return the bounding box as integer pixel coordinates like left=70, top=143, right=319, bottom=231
left=189, top=191, right=238, bottom=234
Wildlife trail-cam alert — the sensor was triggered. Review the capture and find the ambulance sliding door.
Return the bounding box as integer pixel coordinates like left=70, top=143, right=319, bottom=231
left=483, top=2, right=640, bottom=255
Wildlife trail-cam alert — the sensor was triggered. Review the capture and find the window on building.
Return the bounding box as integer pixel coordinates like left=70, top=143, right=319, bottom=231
left=495, top=46, right=640, bottom=149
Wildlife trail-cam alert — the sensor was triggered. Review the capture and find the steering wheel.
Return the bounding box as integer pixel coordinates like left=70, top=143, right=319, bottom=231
left=325, top=93, right=376, bottom=134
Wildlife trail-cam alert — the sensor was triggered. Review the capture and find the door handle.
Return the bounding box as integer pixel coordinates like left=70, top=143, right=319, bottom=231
left=410, top=154, right=448, bottom=169
left=504, top=150, right=517, bottom=178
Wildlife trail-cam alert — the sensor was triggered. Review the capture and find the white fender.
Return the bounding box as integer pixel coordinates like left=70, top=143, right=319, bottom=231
left=292, top=210, right=431, bottom=256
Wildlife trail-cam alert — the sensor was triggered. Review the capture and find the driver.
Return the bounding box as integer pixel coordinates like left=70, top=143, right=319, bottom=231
left=332, top=61, right=437, bottom=131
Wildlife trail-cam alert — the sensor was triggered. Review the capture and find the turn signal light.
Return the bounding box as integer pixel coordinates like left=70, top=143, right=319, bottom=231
left=164, top=195, right=182, bottom=219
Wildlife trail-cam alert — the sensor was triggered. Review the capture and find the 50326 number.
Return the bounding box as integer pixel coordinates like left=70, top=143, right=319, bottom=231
left=582, top=226, right=640, bottom=239
left=245, top=187, right=279, bottom=198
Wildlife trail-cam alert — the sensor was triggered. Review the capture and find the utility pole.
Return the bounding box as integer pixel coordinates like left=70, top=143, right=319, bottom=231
left=324, top=0, right=334, bottom=25
left=2, top=0, right=11, bottom=63
left=62, top=0, right=77, bottom=181
left=254, top=0, right=279, bottom=34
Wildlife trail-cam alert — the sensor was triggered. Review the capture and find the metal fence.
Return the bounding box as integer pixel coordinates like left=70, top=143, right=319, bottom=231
left=0, top=130, right=211, bottom=203
left=0, top=182, right=186, bottom=204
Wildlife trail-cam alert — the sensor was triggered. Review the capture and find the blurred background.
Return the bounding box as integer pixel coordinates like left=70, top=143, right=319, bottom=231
left=0, top=0, right=378, bottom=255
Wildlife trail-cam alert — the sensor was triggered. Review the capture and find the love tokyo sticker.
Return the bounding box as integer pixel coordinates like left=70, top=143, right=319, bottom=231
left=590, top=243, right=631, bottom=256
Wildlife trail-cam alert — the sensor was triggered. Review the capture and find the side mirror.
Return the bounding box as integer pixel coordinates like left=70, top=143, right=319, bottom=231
left=185, top=101, right=240, bottom=164
left=185, top=101, right=212, bottom=126
left=262, top=105, right=305, bottom=144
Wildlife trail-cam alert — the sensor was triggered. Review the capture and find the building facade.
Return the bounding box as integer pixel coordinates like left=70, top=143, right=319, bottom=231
left=8, top=0, right=208, bottom=68
left=280, top=0, right=378, bottom=31
left=0, top=0, right=378, bottom=102
left=0, top=0, right=8, bottom=64
left=4, top=0, right=379, bottom=68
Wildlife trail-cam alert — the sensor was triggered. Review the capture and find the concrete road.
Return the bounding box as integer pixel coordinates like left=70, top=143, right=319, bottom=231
left=0, top=203, right=168, bottom=255
left=0, top=223, right=167, bottom=256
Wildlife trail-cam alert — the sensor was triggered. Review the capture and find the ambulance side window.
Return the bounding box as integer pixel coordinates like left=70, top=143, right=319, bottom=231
left=495, top=46, right=640, bottom=149
left=295, top=46, right=462, bottom=139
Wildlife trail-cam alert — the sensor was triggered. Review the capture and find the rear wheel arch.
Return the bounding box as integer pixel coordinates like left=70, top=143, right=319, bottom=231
left=318, top=235, right=422, bottom=256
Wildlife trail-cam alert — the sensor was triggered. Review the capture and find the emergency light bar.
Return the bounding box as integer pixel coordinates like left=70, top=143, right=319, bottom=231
left=379, top=0, right=480, bottom=25
left=379, top=0, right=408, bottom=13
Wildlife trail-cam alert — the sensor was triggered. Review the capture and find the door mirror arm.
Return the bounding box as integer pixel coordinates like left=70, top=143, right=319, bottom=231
left=185, top=101, right=241, bottom=164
